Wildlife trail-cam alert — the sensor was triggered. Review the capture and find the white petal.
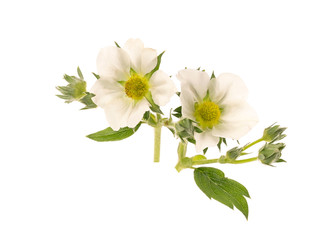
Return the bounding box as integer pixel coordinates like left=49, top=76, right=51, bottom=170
left=123, top=38, right=144, bottom=73
left=194, top=131, right=219, bottom=153
left=149, top=70, right=177, bottom=106
left=209, top=73, right=248, bottom=105
left=179, top=88, right=195, bottom=120
left=140, top=48, right=157, bottom=74
left=212, top=102, right=258, bottom=139
left=97, top=46, right=130, bottom=80
left=90, top=77, right=124, bottom=108
left=103, top=96, right=134, bottom=131
left=127, top=99, right=150, bottom=128
left=177, top=69, right=210, bottom=119
left=177, top=69, right=210, bottom=101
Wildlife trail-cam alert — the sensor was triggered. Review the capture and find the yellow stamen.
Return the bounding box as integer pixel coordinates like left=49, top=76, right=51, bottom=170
left=124, top=74, right=149, bottom=100
left=194, top=101, right=221, bottom=129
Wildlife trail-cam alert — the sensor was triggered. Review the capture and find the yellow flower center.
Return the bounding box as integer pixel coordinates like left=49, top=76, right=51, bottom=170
left=124, top=74, right=150, bottom=100
left=194, top=101, right=221, bottom=129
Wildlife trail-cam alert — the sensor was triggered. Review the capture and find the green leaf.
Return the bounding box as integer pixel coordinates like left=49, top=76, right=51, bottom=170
left=79, top=92, right=97, bottom=110
left=144, top=51, right=165, bottom=79
left=87, top=122, right=141, bottom=142
left=194, top=167, right=250, bottom=219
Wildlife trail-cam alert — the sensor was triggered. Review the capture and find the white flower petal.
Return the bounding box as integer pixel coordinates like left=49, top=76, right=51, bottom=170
left=90, top=77, right=124, bottom=108
left=123, top=38, right=144, bottom=73
left=212, top=102, right=259, bottom=139
left=194, top=131, right=219, bottom=153
left=149, top=70, right=177, bottom=106
left=127, top=99, right=150, bottom=128
left=140, top=48, right=157, bottom=74
left=177, top=69, right=210, bottom=101
left=177, top=69, right=210, bottom=119
left=179, top=88, right=195, bottom=120
left=209, top=73, right=248, bottom=105
left=103, top=96, right=134, bottom=131
left=97, top=46, right=130, bottom=80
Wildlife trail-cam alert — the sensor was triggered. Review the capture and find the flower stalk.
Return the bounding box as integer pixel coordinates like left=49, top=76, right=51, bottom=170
left=242, top=138, right=263, bottom=151
left=153, top=125, right=162, bottom=162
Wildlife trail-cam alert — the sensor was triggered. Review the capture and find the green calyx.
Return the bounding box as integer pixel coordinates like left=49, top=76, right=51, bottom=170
left=56, top=67, right=97, bottom=110
left=262, top=123, right=287, bottom=143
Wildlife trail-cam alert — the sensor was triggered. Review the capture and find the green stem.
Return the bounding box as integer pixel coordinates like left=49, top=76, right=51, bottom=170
left=175, top=141, right=188, bottom=172
left=177, top=141, right=187, bottom=160
left=154, top=125, right=162, bottom=162
left=192, top=156, right=258, bottom=166
left=230, top=157, right=258, bottom=164
left=192, top=158, right=219, bottom=165
left=242, top=138, right=263, bottom=151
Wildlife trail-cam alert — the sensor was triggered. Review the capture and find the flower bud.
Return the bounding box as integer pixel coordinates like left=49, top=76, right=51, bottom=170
left=262, top=124, right=287, bottom=143
left=56, top=68, right=87, bottom=103
left=226, top=147, right=244, bottom=161
left=258, top=143, right=286, bottom=166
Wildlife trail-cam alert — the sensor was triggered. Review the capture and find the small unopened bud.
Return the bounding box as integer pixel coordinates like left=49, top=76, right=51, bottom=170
left=56, top=68, right=88, bottom=103
left=258, top=143, right=286, bottom=166
left=262, top=124, right=287, bottom=143
left=226, top=147, right=244, bottom=161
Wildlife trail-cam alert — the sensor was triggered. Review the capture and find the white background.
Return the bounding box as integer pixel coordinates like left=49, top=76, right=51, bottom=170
left=1, top=0, right=330, bottom=239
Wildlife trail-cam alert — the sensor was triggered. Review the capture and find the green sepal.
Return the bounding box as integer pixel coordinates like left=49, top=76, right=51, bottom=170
left=258, top=142, right=286, bottom=166
left=187, top=137, right=196, bottom=144
left=203, top=147, right=208, bottom=154
left=210, top=71, right=216, bottom=79
left=92, top=72, right=100, bottom=79
left=226, top=147, right=244, bottom=161
left=175, top=118, right=196, bottom=142
left=143, top=111, right=157, bottom=127
left=172, top=106, right=182, bottom=118
left=142, top=111, right=150, bottom=121
left=194, top=167, right=250, bottom=219
left=87, top=122, right=141, bottom=142
left=79, top=92, right=97, bottom=110
left=77, top=66, right=84, bottom=79
left=114, top=41, right=121, bottom=48
left=56, top=67, right=98, bottom=109
left=263, top=123, right=287, bottom=143
left=144, top=51, right=165, bottom=79
left=145, top=92, right=163, bottom=114
left=56, top=71, right=87, bottom=103
left=217, top=137, right=227, bottom=151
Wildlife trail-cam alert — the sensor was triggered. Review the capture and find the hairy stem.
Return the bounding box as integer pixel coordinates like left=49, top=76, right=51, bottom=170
left=230, top=157, right=258, bottom=164
left=154, top=125, right=162, bottom=162
left=192, top=158, right=219, bottom=165
left=242, top=138, right=263, bottom=151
